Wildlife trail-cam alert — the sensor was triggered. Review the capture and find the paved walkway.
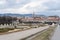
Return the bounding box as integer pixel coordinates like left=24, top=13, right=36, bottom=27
left=0, top=26, right=49, bottom=40
left=51, top=25, right=60, bottom=40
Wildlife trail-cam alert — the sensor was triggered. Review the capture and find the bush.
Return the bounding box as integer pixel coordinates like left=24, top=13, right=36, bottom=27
left=0, top=28, right=14, bottom=33
left=0, top=28, right=9, bottom=33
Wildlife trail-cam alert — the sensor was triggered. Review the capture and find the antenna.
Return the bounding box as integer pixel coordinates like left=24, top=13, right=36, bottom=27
left=32, top=10, right=35, bottom=18
left=32, top=10, right=36, bottom=22
left=33, top=11, right=34, bottom=18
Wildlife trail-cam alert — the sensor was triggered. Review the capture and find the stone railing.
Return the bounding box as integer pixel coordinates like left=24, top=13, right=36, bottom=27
left=0, top=24, right=14, bottom=28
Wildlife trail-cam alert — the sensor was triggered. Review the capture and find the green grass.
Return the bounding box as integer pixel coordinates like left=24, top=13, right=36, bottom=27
left=0, top=28, right=14, bottom=33
left=31, top=26, right=57, bottom=40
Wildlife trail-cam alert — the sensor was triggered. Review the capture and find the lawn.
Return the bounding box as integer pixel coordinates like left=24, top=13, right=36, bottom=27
left=31, top=25, right=57, bottom=40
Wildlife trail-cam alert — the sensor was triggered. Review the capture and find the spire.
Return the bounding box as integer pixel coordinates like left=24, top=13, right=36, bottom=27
left=32, top=11, right=35, bottom=18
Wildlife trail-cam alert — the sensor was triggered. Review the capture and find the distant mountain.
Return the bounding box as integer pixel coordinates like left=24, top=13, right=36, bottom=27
left=0, top=13, right=58, bottom=17
left=0, top=13, right=33, bottom=17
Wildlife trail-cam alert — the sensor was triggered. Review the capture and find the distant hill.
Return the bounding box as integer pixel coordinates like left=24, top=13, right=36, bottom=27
left=0, top=13, right=33, bottom=17
left=0, top=13, right=57, bottom=17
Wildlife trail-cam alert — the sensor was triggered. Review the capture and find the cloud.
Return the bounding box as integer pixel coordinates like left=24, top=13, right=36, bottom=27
left=16, top=0, right=20, bottom=3
left=0, top=0, right=6, bottom=4
left=0, top=0, right=49, bottom=14
left=0, top=0, right=60, bottom=15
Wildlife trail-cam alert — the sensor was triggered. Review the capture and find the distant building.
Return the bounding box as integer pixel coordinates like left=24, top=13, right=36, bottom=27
left=44, top=16, right=59, bottom=25
left=47, top=16, right=59, bottom=22
left=18, top=15, right=46, bottom=24
left=17, top=15, right=59, bottom=25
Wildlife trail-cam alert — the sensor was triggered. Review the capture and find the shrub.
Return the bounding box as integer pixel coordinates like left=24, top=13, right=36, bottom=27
left=0, top=28, right=14, bottom=33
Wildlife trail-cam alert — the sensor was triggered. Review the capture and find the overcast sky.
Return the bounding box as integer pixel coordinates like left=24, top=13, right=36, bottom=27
left=0, top=0, right=60, bottom=15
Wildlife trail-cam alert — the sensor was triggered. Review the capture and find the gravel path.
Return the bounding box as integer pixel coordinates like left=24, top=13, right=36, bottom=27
left=0, top=26, right=49, bottom=40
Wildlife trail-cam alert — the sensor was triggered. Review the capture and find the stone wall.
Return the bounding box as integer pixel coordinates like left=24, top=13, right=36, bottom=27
left=0, top=24, right=14, bottom=28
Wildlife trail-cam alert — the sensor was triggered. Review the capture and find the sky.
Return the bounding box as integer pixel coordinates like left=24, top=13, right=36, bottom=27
left=0, top=0, right=60, bottom=15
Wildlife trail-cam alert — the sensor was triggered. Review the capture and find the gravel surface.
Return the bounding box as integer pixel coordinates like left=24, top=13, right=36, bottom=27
left=0, top=26, right=49, bottom=40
